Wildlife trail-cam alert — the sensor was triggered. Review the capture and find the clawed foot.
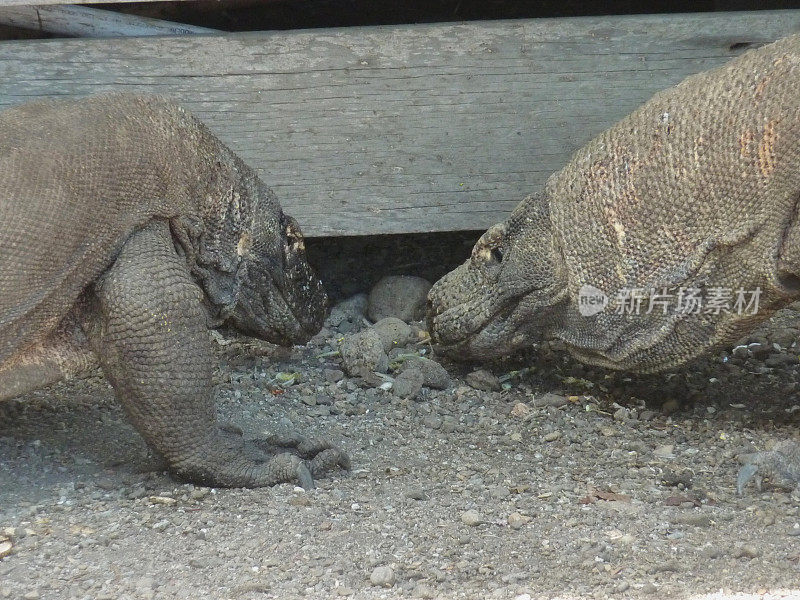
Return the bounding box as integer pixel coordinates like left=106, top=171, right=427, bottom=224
left=171, top=426, right=350, bottom=489
left=251, top=431, right=351, bottom=489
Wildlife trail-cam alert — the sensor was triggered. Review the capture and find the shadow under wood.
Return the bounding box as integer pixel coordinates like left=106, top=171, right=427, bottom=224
left=306, top=230, right=481, bottom=303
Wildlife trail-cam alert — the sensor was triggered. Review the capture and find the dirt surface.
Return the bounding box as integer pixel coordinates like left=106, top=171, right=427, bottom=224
left=3, top=297, right=800, bottom=600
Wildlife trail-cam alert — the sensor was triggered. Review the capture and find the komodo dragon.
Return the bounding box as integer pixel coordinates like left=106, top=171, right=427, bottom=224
left=427, top=35, right=800, bottom=491
left=0, top=94, right=348, bottom=489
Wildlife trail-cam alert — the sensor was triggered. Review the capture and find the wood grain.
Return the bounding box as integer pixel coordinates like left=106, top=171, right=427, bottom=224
left=1, top=11, right=799, bottom=236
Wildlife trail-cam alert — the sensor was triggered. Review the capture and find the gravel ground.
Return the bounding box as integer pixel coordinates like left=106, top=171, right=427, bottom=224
left=2, top=291, right=800, bottom=600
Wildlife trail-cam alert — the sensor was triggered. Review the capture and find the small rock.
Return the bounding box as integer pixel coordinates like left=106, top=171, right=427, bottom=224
left=403, top=356, right=451, bottom=390
left=367, top=276, right=431, bottom=322
left=22, top=592, right=40, bottom=600
left=732, top=544, right=761, bottom=559
left=461, top=509, right=482, bottom=526
left=490, top=486, right=511, bottom=499
left=653, top=444, right=675, bottom=458
left=423, top=415, right=443, bottom=430
left=543, top=431, right=561, bottom=442
left=649, top=560, right=681, bottom=573
left=339, top=329, right=389, bottom=377
left=335, top=585, right=354, bottom=596
left=405, top=487, right=427, bottom=501
left=148, top=496, right=177, bottom=506
left=328, top=294, right=368, bottom=333
left=765, top=354, right=799, bottom=367
left=641, top=582, right=658, bottom=594
left=507, top=512, right=530, bottom=529
left=372, top=317, right=415, bottom=352
left=672, top=513, right=711, bottom=527
left=534, top=393, right=568, bottom=407
left=701, top=545, right=725, bottom=559
left=412, top=583, right=435, bottom=599
left=510, top=402, right=531, bottom=419
left=324, top=369, right=344, bottom=383
left=370, top=566, right=396, bottom=587
left=613, top=407, right=629, bottom=421
left=392, top=368, right=424, bottom=399
left=770, top=327, right=798, bottom=348
left=0, top=538, right=12, bottom=559
left=190, top=487, right=210, bottom=500
left=465, top=369, right=501, bottom=392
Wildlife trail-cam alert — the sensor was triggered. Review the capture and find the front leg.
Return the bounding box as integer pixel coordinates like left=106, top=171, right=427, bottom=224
left=87, top=219, right=346, bottom=488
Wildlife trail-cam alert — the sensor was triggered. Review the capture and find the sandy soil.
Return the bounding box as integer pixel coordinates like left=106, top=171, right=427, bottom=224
left=2, top=301, right=800, bottom=600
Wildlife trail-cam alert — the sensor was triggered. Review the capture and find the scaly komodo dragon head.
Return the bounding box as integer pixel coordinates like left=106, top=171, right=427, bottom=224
left=228, top=202, right=328, bottom=346
left=187, top=164, right=327, bottom=347
left=427, top=192, right=570, bottom=360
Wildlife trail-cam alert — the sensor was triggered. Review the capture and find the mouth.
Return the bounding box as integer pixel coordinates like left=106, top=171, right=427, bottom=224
left=429, top=297, right=525, bottom=360
left=231, top=272, right=326, bottom=346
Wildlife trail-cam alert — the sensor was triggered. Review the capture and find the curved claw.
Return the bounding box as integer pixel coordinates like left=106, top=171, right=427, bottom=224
left=309, top=447, right=351, bottom=477
left=295, top=461, right=315, bottom=491
left=737, top=463, right=759, bottom=496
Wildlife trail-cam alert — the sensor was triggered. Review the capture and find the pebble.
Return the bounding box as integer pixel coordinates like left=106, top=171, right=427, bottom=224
left=672, top=513, right=712, bottom=527
left=653, top=444, right=675, bottom=458
left=403, top=356, right=451, bottom=390
left=641, top=582, right=658, bottom=594
left=507, top=512, right=530, bottom=529
left=461, top=509, right=482, bottom=526
left=370, top=565, right=396, bottom=587
left=534, top=393, right=568, bottom=407
left=405, top=487, right=427, bottom=501
left=465, top=369, right=501, bottom=392
left=328, top=294, right=368, bottom=333
left=367, top=276, right=431, bottom=322
left=324, top=369, right=344, bottom=383
left=335, top=585, right=354, bottom=596
left=339, top=329, right=389, bottom=377
left=148, top=496, right=177, bottom=506
left=423, top=415, right=443, bottom=430
left=543, top=431, right=561, bottom=442
left=732, top=544, right=761, bottom=559
left=392, top=368, right=424, bottom=399
left=413, top=583, right=436, bottom=599
left=490, top=486, right=511, bottom=499
left=371, top=317, right=415, bottom=353
left=510, top=402, right=531, bottom=419
left=189, top=487, right=210, bottom=500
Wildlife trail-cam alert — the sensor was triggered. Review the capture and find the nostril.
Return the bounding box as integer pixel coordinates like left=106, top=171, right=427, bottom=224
left=491, top=247, right=503, bottom=263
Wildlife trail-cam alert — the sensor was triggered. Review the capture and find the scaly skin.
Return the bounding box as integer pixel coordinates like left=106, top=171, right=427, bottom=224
left=429, top=35, right=800, bottom=374
left=0, top=94, right=348, bottom=488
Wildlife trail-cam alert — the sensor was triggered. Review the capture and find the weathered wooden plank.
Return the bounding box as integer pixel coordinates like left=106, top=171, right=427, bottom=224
left=0, top=0, right=196, bottom=5
left=0, top=5, right=217, bottom=37
left=1, top=12, right=800, bottom=236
